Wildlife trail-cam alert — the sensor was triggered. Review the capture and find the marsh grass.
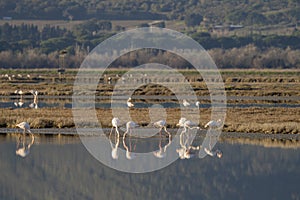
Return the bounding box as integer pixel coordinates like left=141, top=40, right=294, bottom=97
left=0, top=69, right=299, bottom=134
left=1, top=107, right=299, bottom=134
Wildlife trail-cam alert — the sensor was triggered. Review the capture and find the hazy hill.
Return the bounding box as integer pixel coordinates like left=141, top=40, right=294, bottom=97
left=0, top=0, right=299, bottom=26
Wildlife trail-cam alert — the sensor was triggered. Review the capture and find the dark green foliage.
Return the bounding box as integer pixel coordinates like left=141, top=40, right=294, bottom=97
left=185, top=13, right=203, bottom=27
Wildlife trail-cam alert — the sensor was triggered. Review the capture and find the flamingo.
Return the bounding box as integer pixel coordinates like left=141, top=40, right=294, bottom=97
left=176, top=118, right=200, bottom=131
left=153, top=119, right=171, bottom=137
left=183, top=99, right=190, bottom=107
left=127, top=97, right=134, bottom=108
left=29, top=90, right=38, bottom=109
left=124, top=121, right=139, bottom=136
left=16, top=122, right=32, bottom=135
left=110, top=117, right=121, bottom=136
left=195, top=101, right=200, bottom=109
left=15, top=90, right=24, bottom=100
left=204, top=119, right=222, bottom=129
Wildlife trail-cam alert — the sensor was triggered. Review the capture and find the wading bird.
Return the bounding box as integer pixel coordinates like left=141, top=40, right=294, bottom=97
left=124, top=121, right=139, bottom=136
left=16, top=122, right=32, bottom=135
left=183, top=99, right=190, bottom=107
left=29, top=90, right=38, bottom=109
left=176, top=118, right=200, bottom=131
left=110, top=117, right=121, bottom=136
left=195, top=101, right=200, bottom=109
left=204, top=119, right=222, bottom=129
left=14, top=90, right=24, bottom=100
left=127, top=97, right=134, bottom=108
left=153, top=119, right=171, bottom=137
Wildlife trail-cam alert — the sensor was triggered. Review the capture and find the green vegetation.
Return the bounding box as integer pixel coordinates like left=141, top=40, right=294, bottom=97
left=0, top=0, right=299, bottom=69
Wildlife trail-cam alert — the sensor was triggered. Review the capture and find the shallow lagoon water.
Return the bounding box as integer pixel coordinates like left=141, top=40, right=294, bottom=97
left=0, top=133, right=299, bottom=200
left=1, top=95, right=300, bottom=109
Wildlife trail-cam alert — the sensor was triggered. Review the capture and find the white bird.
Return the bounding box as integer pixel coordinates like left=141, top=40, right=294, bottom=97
left=127, top=97, right=134, bottom=108
left=153, top=119, right=171, bottom=135
left=16, top=122, right=32, bottom=134
left=15, top=90, right=24, bottom=100
left=195, top=101, right=200, bottom=109
left=204, top=119, right=223, bottom=129
left=29, top=90, right=38, bottom=109
left=176, top=117, right=187, bottom=128
left=124, top=121, right=139, bottom=135
left=29, top=90, right=38, bottom=96
left=183, top=99, right=190, bottom=107
left=176, top=118, right=200, bottom=130
left=111, top=117, right=121, bottom=135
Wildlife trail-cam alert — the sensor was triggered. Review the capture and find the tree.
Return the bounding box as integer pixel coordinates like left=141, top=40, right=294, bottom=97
left=185, top=13, right=203, bottom=27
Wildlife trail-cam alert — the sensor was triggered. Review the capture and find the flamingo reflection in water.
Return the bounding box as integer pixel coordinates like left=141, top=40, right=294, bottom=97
left=176, top=130, right=200, bottom=159
left=122, top=121, right=138, bottom=160
left=15, top=122, right=35, bottom=157
left=203, top=130, right=223, bottom=159
left=14, top=90, right=24, bottom=108
left=153, top=129, right=172, bottom=159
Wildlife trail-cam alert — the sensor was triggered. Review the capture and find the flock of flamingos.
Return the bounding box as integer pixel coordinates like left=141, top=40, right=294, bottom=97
left=14, top=90, right=223, bottom=159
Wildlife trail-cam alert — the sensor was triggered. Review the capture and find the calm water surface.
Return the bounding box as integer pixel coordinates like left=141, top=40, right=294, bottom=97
left=0, top=135, right=299, bottom=200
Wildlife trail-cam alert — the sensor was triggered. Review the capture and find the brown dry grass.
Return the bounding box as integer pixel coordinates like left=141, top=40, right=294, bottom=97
left=0, top=69, right=299, bottom=134
left=1, top=107, right=299, bottom=134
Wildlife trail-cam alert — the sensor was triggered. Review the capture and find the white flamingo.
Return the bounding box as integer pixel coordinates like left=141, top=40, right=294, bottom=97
left=124, top=121, right=139, bottom=135
left=127, top=97, right=134, bottom=108
left=109, top=117, right=122, bottom=159
left=15, top=90, right=24, bottom=98
left=183, top=99, right=190, bottom=107
left=176, top=118, right=200, bottom=131
left=110, top=117, right=121, bottom=136
left=16, top=122, right=32, bottom=135
left=153, top=119, right=171, bottom=137
left=195, top=101, right=200, bottom=109
left=204, top=119, right=222, bottom=129
left=29, top=90, right=38, bottom=109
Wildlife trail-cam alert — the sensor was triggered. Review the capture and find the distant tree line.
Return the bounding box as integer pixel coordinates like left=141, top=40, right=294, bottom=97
left=0, top=21, right=300, bottom=69
left=0, top=0, right=299, bottom=26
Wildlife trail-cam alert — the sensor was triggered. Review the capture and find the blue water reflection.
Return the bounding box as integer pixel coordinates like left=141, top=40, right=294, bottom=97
left=0, top=135, right=299, bottom=200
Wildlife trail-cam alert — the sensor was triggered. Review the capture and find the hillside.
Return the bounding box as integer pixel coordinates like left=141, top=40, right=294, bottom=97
left=0, top=0, right=299, bottom=25
left=0, top=0, right=299, bottom=69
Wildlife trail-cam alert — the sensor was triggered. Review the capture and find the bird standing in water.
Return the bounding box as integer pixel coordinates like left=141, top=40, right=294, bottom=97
left=204, top=119, right=222, bottom=129
left=16, top=122, right=32, bottom=135
left=127, top=97, right=134, bottom=108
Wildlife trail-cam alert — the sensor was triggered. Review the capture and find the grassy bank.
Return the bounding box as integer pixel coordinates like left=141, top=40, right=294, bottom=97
left=1, top=107, right=299, bottom=134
